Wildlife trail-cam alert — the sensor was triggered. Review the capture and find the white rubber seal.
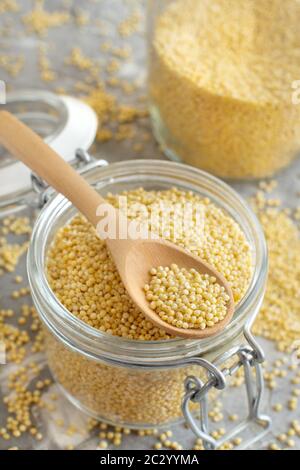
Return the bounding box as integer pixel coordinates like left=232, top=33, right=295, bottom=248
left=0, top=95, right=98, bottom=198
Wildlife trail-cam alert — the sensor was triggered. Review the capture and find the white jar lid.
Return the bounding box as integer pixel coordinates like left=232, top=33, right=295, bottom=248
left=0, top=90, right=98, bottom=210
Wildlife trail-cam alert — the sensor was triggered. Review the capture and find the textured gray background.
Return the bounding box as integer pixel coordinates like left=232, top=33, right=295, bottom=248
left=0, top=0, right=299, bottom=450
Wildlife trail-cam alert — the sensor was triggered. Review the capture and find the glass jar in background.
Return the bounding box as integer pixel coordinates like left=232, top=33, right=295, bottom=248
left=148, top=0, right=300, bottom=179
left=27, top=159, right=270, bottom=449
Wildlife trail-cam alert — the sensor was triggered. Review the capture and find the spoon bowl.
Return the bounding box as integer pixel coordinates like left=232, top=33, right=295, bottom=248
left=108, top=237, right=235, bottom=339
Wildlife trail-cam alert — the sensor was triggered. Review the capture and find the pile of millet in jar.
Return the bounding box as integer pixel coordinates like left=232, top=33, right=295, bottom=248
left=47, top=187, right=253, bottom=340
left=144, top=265, right=230, bottom=330
left=150, top=0, right=300, bottom=179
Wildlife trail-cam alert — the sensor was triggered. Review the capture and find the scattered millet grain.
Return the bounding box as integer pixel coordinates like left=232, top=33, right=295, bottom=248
left=228, top=414, right=239, bottom=422
left=269, top=443, right=281, bottom=451
left=84, top=85, right=116, bottom=126
left=286, top=439, right=296, bottom=448
left=95, top=128, right=113, bottom=143
left=112, top=46, right=132, bottom=60
left=66, top=47, right=97, bottom=74
left=106, top=58, right=121, bottom=74
left=219, top=441, right=234, bottom=451
left=1, top=216, right=31, bottom=236
left=0, top=309, right=29, bottom=363
left=98, top=440, right=108, bottom=449
left=0, top=217, right=31, bottom=276
left=38, top=44, right=56, bottom=82
left=273, top=404, right=283, bottom=413
left=232, top=437, right=242, bottom=447
left=0, top=238, right=28, bottom=275
left=0, top=0, right=19, bottom=14
left=145, top=265, right=229, bottom=330
left=118, top=10, right=141, bottom=37
left=84, top=85, right=148, bottom=144
left=0, top=53, right=24, bottom=77
left=277, top=433, right=288, bottom=444
left=252, top=199, right=300, bottom=351
left=1, top=362, right=51, bottom=440
left=154, top=442, right=162, bottom=450
left=288, top=398, right=298, bottom=411
left=150, top=0, right=300, bottom=179
left=22, top=0, right=70, bottom=36
left=0, top=215, right=44, bottom=371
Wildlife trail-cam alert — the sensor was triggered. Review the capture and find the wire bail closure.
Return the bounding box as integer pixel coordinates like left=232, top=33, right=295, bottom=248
left=182, top=319, right=271, bottom=450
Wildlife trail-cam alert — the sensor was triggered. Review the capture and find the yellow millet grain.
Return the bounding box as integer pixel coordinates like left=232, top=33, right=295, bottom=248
left=106, top=58, right=121, bottom=74
left=269, top=443, right=281, bottom=451
left=0, top=309, right=29, bottom=364
left=84, top=85, right=116, bottom=125
left=150, top=0, right=300, bottom=179
left=47, top=188, right=252, bottom=339
left=118, top=10, right=141, bottom=37
left=1, top=362, right=50, bottom=439
left=0, top=0, right=19, bottom=14
left=112, top=46, right=132, bottom=60
left=145, top=265, right=229, bottom=330
left=0, top=53, right=24, bottom=77
left=84, top=85, right=148, bottom=143
left=0, top=238, right=28, bottom=275
left=66, top=47, right=97, bottom=73
left=253, top=206, right=300, bottom=351
left=1, top=216, right=31, bottom=235
left=22, top=0, right=70, bottom=36
left=38, top=44, right=56, bottom=82
left=0, top=216, right=31, bottom=274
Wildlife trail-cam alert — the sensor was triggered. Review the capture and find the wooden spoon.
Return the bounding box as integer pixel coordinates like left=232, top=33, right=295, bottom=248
left=0, top=110, right=235, bottom=339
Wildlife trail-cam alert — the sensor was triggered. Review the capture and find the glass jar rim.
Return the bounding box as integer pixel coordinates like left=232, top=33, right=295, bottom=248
left=27, top=159, right=268, bottom=365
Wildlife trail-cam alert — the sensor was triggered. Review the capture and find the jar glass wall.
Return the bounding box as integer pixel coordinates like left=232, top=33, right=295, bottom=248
left=27, top=160, right=267, bottom=429
left=148, top=0, right=300, bottom=180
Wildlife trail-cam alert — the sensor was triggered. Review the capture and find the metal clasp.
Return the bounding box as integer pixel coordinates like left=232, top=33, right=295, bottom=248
left=182, top=322, right=271, bottom=450
left=31, top=149, right=108, bottom=208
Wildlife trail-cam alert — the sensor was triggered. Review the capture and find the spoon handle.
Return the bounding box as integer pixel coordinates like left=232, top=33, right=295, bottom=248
left=0, top=110, right=107, bottom=228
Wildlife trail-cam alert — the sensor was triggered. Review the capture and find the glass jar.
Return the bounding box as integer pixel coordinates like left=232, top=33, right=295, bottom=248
left=147, top=0, right=300, bottom=180
left=27, top=159, right=270, bottom=449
